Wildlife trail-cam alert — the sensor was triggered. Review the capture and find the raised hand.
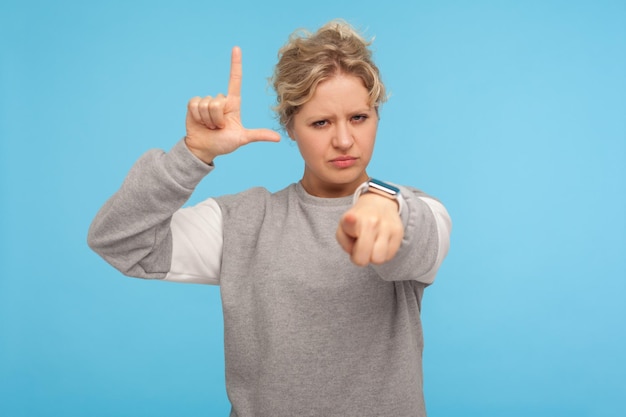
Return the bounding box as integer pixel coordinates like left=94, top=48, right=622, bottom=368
left=185, top=47, right=281, bottom=163
left=336, top=193, right=404, bottom=266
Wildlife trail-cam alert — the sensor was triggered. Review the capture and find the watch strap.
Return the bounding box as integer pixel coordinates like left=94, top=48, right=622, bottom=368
left=353, top=179, right=405, bottom=214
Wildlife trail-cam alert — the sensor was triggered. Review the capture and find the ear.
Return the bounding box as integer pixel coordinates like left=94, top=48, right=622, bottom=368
left=286, top=127, right=296, bottom=141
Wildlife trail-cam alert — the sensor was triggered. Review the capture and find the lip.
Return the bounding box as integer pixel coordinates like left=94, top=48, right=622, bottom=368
left=329, top=156, right=358, bottom=168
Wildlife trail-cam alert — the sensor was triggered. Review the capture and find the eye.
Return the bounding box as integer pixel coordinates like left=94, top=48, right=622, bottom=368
left=352, top=114, right=368, bottom=123
left=312, top=120, right=328, bottom=128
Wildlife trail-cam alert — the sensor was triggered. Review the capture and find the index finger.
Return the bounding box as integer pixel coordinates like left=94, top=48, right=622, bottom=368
left=227, top=46, right=242, bottom=97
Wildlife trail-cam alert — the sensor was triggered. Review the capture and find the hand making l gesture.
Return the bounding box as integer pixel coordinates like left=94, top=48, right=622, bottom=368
left=185, top=47, right=281, bottom=164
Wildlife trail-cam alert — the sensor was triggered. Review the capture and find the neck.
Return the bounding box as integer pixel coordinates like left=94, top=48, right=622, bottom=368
left=300, top=173, right=368, bottom=198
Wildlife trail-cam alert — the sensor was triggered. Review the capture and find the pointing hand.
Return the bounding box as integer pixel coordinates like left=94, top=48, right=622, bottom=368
left=336, top=193, right=404, bottom=266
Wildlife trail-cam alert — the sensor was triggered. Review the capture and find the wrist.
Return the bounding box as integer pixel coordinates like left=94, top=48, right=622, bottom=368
left=353, top=178, right=404, bottom=214
left=355, top=192, right=399, bottom=213
left=184, top=136, right=216, bottom=165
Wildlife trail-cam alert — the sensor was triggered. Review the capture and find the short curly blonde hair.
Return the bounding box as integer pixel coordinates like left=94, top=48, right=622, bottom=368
left=272, top=20, right=387, bottom=129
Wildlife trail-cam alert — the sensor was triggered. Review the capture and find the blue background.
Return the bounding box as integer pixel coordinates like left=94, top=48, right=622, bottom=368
left=1, top=0, right=624, bottom=416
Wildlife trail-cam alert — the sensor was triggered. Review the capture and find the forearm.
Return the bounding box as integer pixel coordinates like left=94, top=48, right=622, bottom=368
left=372, top=187, right=451, bottom=284
left=87, top=139, right=214, bottom=278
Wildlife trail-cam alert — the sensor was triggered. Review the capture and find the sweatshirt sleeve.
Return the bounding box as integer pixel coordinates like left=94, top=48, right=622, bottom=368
left=87, top=139, right=218, bottom=281
left=371, top=186, right=452, bottom=284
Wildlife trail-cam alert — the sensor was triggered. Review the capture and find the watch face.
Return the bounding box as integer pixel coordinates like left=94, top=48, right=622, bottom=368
left=369, top=178, right=400, bottom=196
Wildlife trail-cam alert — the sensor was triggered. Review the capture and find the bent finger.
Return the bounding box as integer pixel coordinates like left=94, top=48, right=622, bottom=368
left=187, top=97, right=203, bottom=124
left=370, top=235, right=391, bottom=265
left=386, top=231, right=403, bottom=261
left=209, top=94, right=227, bottom=129
left=351, top=227, right=376, bottom=267
left=198, top=96, right=217, bottom=129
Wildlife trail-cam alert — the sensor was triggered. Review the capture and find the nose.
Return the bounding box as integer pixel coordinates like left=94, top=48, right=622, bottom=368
left=332, top=121, right=354, bottom=150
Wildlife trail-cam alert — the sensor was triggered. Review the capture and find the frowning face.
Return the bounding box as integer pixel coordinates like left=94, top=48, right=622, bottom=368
left=288, top=73, right=378, bottom=198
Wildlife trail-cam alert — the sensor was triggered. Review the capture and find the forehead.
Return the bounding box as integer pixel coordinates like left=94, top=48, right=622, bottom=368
left=301, top=74, right=370, bottom=113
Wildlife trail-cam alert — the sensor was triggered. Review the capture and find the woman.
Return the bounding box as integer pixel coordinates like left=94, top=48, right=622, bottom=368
left=89, top=20, right=451, bottom=417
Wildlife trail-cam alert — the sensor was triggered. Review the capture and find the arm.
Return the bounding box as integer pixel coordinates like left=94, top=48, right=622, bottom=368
left=372, top=187, right=451, bottom=284
left=87, top=140, right=214, bottom=279
left=88, top=47, right=280, bottom=281
left=336, top=185, right=451, bottom=284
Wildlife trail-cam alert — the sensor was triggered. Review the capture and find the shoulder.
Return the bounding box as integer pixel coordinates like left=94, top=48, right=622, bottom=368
left=215, top=186, right=270, bottom=207
left=397, top=184, right=447, bottom=210
left=214, top=184, right=295, bottom=214
left=397, top=184, right=431, bottom=200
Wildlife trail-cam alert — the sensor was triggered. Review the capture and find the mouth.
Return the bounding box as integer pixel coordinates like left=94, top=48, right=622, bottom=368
left=329, top=156, right=358, bottom=168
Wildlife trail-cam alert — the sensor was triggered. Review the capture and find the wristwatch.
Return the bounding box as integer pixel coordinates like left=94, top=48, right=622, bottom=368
left=353, top=178, right=404, bottom=213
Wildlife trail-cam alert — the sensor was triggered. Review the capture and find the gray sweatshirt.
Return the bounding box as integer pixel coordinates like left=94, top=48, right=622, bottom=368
left=88, top=139, right=451, bottom=417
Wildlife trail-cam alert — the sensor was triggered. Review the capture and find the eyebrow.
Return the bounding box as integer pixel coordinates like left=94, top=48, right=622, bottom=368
left=302, top=107, right=375, bottom=123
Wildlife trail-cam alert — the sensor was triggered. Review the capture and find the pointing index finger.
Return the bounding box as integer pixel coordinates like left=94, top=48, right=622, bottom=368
left=227, top=46, right=242, bottom=97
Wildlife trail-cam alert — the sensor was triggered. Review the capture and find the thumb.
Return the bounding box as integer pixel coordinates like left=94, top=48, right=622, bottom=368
left=244, top=128, right=281, bottom=144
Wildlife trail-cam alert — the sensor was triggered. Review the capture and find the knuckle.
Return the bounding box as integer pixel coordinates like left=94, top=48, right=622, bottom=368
left=188, top=96, right=201, bottom=108
left=208, top=99, right=222, bottom=111
left=362, top=216, right=380, bottom=229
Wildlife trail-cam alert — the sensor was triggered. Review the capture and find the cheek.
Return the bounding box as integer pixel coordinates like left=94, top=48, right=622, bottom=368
left=296, top=138, right=319, bottom=160
left=361, top=127, right=377, bottom=154
left=292, top=133, right=312, bottom=155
